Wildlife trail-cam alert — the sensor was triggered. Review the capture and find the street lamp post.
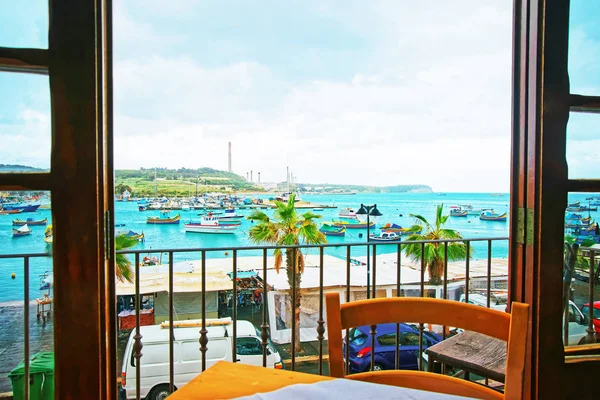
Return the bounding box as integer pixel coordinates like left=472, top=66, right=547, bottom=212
left=356, top=204, right=383, bottom=299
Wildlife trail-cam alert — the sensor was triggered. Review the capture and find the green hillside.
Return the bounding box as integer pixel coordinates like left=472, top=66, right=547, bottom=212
left=115, top=167, right=262, bottom=196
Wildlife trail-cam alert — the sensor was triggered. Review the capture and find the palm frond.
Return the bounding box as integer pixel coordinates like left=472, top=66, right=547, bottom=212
left=301, top=211, right=322, bottom=222
left=246, top=210, right=270, bottom=223
left=438, top=229, right=464, bottom=240
left=248, top=223, right=278, bottom=244
left=299, top=224, right=327, bottom=245
left=273, top=248, right=283, bottom=274
left=410, top=214, right=432, bottom=231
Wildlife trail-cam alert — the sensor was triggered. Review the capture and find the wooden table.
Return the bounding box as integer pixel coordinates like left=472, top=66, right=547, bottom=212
left=168, top=361, right=470, bottom=399
left=168, top=361, right=333, bottom=399
left=425, top=331, right=507, bottom=383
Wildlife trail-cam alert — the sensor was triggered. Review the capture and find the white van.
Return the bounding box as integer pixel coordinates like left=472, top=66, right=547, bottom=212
left=119, top=319, right=283, bottom=400
left=459, top=294, right=588, bottom=346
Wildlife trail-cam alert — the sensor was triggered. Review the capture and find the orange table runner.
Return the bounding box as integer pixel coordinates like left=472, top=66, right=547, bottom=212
left=168, top=361, right=333, bottom=400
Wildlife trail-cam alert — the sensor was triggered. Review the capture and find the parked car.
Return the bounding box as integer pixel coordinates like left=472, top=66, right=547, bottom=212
left=119, top=319, right=282, bottom=400
left=342, top=323, right=442, bottom=373
left=580, top=301, right=600, bottom=335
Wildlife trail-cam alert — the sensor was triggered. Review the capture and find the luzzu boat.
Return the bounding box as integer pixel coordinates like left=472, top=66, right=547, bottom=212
left=480, top=210, right=507, bottom=221
left=13, top=224, right=32, bottom=237
left=319, top=224, right=346, bottom=237
left=332, top=220, right=375, bottom=229
left=146, top=212, right=181, bottom=224
left=12, top=217, right=48, bottom=226
left=450, top=208, right=468, bottom=217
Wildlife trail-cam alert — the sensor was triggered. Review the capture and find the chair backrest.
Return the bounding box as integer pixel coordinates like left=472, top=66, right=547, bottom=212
left=326, top=293, right=529, bottom=399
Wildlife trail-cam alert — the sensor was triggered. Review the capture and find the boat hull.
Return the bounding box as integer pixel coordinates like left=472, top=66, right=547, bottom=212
left=12, top=218, right=48, bottom=226
left=480, top=213, right=507, bottom=221
left=184, top=224, right=237, bottom=234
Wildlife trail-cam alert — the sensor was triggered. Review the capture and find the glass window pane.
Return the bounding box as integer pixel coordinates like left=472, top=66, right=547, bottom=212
left=568, top=0, right=600, bottom=95
left=0, top=73, right=50, bottom=173
left=0, top=1, right=48, bottom=48
left=0, top=190, right=52, bottom=393
left=566, top=112, right=600, bottom=179
left=564, top=192, right=600, bottom=347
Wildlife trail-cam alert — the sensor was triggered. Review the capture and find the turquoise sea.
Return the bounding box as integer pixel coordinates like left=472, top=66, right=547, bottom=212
left=0, top=191, right=593, bottom=303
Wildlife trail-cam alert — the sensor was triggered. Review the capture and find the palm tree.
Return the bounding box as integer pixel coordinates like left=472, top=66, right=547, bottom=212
left=115, top=234, right=139, bottom=283
left=247, top=194, right=326, bottom=352
left=402, top=204, right=470, bottom=285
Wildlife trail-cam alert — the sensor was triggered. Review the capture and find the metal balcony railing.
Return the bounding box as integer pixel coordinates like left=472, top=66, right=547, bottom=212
left=0, top=252, right=51, bottom=400
left=116, top=236, right=510, bottom=399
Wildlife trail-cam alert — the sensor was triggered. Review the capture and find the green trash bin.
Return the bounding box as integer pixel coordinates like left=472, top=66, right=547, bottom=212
left=8, top=352, right=54, bottom=400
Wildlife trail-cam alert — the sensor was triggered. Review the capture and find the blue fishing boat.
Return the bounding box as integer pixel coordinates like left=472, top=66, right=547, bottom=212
left=480, top=210, right=507, bottom=221
left=1, top=203, right=41, bottom=212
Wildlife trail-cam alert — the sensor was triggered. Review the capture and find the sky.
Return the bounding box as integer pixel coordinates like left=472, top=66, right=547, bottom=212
left=1, top=1, right=599, bottom=192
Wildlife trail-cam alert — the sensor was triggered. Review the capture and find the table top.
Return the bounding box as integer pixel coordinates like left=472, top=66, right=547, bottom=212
left=425, top=330, right=506, bottom=383
left=168, top=361, right=472, bottom=400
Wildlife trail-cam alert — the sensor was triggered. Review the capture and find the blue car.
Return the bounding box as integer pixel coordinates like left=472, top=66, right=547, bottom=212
left=342, top=323, right=442, bottom=373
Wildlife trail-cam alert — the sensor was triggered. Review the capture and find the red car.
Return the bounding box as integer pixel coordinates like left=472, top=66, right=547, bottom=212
left=581, top=301, right=600, bottom=334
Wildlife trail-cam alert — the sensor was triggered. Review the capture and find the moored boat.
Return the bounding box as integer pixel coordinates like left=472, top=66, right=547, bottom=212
left=217, top=208, right=243, bottom=220
left=13, top=224, right=32, bottom=237
left=146, top=212, right=181, bottom=224
left=338, top=208, right=358, bottom=219
left=369, top=231, right=401, bottom=242
left=1, top=203, right=41, bottom=212
left=332, top=220, right=375, bottom=229
left=0, top=209, right=23, bottom=215
left=185, top=214, right=238, bottom=234
left=319, top=224, right=346, bottom=237
left=480, top=210, right=507, bottom=221
left=450, top=208, right=468, bottom=217
left=12, top=217, right=48, bottom=226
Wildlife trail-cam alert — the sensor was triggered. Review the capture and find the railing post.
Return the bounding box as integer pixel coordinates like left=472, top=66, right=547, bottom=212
left=133, top=253, right=142, bottom=400
left=200, top=251, right=208, bottom=371
left=260, top=248, right=270, bottom=367
left=317, top=247, right=325, bottom=375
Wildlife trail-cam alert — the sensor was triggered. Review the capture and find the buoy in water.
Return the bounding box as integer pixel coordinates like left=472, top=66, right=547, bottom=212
left=225, top=252, right=229, bottom=256
left=399, top=214, right=403, bottom=217
left=358, top=233, right=363, bottom=238
left=11, top=273, right=16, bottom=280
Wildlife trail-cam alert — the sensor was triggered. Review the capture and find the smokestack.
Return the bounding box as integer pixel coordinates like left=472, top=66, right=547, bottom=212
left=228, top=142, right=232, bottom=172
left=258, top=172, right=261, bottom=183
left=246, top=172, right=248, bottom=180
left=250, top=170, right=253, bottom=182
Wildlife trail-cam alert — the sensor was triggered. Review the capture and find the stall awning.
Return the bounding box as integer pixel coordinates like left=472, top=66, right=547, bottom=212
left=227, top=271, right=258, bottom=279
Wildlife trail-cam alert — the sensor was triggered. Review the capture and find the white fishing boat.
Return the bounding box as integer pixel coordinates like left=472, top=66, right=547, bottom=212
left=184, top=214, right=238, bottom=234
left=338, top=208, right=358, bottom=219
left=217, top=208, right=243, bottom=220
left=368, top=231, right=401, bottom=242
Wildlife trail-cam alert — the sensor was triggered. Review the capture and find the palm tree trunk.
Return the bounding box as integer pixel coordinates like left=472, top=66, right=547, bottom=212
left=285, top=249, right=302, bottom=353
left=428, top=259, right=444, bottom=286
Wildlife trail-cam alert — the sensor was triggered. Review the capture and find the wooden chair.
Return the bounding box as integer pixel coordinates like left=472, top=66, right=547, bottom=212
left=326, top=293, right=529, bottom=400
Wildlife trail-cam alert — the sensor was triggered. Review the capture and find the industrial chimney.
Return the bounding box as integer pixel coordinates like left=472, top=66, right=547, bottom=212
left=250, top=170, right=253, bottom=182
left=228, top=142, right=232, bottom=172
left=258, top=172, right=261, bottom=183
